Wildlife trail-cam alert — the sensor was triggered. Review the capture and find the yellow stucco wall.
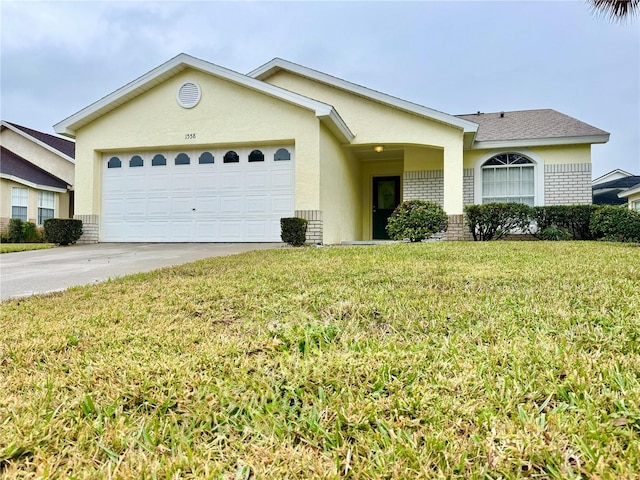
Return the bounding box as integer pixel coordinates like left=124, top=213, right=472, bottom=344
left=463, top=144, right=592, bottom=169
left=73, top=68, right=323, bottom=216
left=319, top=124, right=361, bottom=244
left=404, top=146, right=444, bottom=171
left=625, top=191, right=640, bottom=210
left=0, top=128, right=74, bottom=184
left=265, top=71, right=464, bottom=147
left=0, top=178, right=69, bottom=228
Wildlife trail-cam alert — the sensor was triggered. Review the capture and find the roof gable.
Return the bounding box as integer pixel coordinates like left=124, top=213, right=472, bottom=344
left=0, top=147, right=70, bottom=191
left=1, top=121, right=75, bottom=162
left=54, top=53, right=354, bottom=143
left=593, top=168, right=634, bottom=185
left=249, top=58, right=479, bottom=135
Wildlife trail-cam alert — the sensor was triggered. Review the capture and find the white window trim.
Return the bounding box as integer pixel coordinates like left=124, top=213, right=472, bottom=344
left=474, top=149, right=545, bottom=206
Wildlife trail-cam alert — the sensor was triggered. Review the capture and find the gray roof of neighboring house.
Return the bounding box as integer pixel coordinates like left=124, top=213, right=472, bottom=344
left=0, top=147, right=70, bottom=189
left=456, top=109, right=609, bottom=142
left=6, top=122, right=75, bottom=158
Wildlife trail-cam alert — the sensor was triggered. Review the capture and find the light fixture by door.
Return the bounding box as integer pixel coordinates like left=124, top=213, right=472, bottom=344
left=374, top=145, right=384, bottom=153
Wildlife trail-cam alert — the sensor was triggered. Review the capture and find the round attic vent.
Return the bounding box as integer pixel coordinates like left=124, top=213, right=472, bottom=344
left=177, top=82, right=201, bottom=108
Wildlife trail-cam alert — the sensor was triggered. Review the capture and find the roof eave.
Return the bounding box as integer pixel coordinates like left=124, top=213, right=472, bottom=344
left=54, top=54, right=350, bottom=141
left=471, top=134, right=610, bottom=150
left=249, top=58, right=479, bottom=134
left=0, top=173, right=69, bottom=193
left=618, top=185, right=640, bottom=198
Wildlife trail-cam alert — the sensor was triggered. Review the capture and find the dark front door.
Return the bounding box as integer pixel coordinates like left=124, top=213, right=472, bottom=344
left=372, top=176, right=401, bottom=239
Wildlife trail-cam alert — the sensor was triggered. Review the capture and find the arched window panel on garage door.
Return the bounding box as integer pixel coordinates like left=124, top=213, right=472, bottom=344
left=224, top=151, right=240, bottom=163
left=199, top=152, right=214, bottom=164
left=249, top=149, right=265, bottom=162
left=175, top=153, right=190, bottom=165
left=129, top=155, right=144, bottom=167
left=152, top=154, right=167, bottom=166
left=107, top=157, right=122, bottom=168
left=274, top=148, right=291, bottom=161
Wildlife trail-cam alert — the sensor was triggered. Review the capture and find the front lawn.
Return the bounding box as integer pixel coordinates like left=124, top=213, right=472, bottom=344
left=1, top=242, right=638, bottom=478
left=0, top=243, right=54, bottom=254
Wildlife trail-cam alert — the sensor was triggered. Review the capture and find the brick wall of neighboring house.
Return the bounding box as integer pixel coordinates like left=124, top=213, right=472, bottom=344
left=544, top=163, right=592, bottom=205
left=294, top=210, right=323, bottom=245
left=74, top=214, right=99, bottom=244
left=403, top=170, right=444, bottom=205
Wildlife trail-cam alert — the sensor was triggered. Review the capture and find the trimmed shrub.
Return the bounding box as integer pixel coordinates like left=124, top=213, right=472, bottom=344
left=8, top=218, right=25, bottom=243
left=44, top=219, right=83, bottom=245
left=539, top=226, right=571, bottom=241
left=589, top=205, right=640, bottom=243
left=464, top=203, right=532, bottom=241
left=529, top=205, right=597, bottom=240
left=281, top=217, right=308, bottom=246
left=22, top=222, right=40, bottom=243
left=386, top=200, right=448, bottom=242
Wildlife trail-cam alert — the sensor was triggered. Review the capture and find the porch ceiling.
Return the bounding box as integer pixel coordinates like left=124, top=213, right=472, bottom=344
left=349, top=144, right=405, bottom=161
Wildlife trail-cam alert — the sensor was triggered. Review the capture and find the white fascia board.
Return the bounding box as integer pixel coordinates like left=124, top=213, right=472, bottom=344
left=1, top=121, right=75, bottom=164
left=471, top=134, right=610, bottom=150
left=317, top=107, right=355, bottom=143
left=54, top=53, right=351, bottom=143
left=0, top=174, right=68, bottom=193
left=593, top=168, right=634, bottom=185
left=249, top=59, right=479, bottom=134
left=618, top=185, right=640, bottom=198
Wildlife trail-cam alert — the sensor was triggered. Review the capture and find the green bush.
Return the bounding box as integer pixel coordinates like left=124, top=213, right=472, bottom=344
left=539, top=226, right=570, bottom=241
left=589, top=205, right=640, bottom=243
left=464, top=203, right=532, bottom=241
left=386, top=200, right=448, bottom=242
left=7, top=218, right=25, bottom=243
left=281, top=217, right=308, bottom=246
left=22, top=222, right=40, bottom=243
left=530, top=205, right=597, bottom=240
left=44, top=219, right=83, bottom=245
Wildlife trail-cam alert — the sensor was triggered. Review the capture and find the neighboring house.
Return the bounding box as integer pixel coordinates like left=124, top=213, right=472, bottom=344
left=592, top=169, right=640, bottom=205
left=0, top=121, right=75, bottom=232
left=618, top=185, right=640, bottom=211
left=54, top=54, right=609, bottom=244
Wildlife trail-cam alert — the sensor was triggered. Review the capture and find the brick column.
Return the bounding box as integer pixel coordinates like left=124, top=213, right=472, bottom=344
left=74, top=214, right=99, bottom=244
left=294, top=210, right=323, bottom=244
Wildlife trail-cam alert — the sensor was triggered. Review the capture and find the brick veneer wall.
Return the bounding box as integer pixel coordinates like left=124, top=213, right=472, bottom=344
left=463, top=169, right=474, bottom=206
left=74, top=214, right=99, bottom=244
left=294, top=210, right=323, bottom=244
left=403, top=170, right=444, bottom=205
left=544, top=163, right=592, bottom=205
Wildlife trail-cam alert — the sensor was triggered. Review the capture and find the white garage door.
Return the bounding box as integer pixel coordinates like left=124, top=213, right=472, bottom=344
left=101, top=146, right=294, bottom=242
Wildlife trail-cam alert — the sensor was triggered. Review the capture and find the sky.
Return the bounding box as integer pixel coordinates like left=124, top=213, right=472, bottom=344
left=1, top=0, right=638, bottom=178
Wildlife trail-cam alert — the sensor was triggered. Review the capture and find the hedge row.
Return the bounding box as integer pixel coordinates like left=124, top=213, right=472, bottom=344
left=464, top=203, right=640, bottom=242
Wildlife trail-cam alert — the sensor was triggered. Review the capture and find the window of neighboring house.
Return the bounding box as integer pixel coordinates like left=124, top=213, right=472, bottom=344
left=199, top=152, right=214, bottom=164
left=152, top=154, right=167, bottom=166
left=38, top=191, right=55, bottom=225
left=482, top=153, right=535, bottom=206
left=633, top=200, right=640, bottom=211
left=11, top=187, right=28, bottom=221
left=248, top=149, right=264, bottom=162
left=130, top=155, right=144, bottom=167
left=175, top=153, right=190, bottom=165
left=274, top=148, right=291, bottom=161
left=223, top=151, right=239, bottom=163
left=107, top=157, right=122, bottom=168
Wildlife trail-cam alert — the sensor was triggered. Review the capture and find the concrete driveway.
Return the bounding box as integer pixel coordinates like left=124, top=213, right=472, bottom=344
left=0, top=243, right=281, bottom=301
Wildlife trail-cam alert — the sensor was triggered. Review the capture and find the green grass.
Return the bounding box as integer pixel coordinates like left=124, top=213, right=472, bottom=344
left=1, top=242, right=639, bottom=478
left=0, top=243, right=54, bottom=254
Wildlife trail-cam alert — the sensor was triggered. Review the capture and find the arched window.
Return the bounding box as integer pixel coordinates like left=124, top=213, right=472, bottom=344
left=107, top=157, right=121, bottom=168
left=199, top=152, right=214, bottom=164
left=152, top=154, right=167, bottom=166
left=129, top=155, right=143, bottom=167
left=248, top=149, right=264, bottom=162
left=482, top=153, right=534, bottom=206
left=223, top=151, right=239, bottom=163
left=175, top=153, right=190, bottom=165
left=274, top=148, right=291, bottom=161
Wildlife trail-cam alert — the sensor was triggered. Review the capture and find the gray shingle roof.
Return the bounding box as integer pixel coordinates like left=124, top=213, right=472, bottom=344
left=0, top=147, right=69, bottom=189
left=456, top=109, right=609, bottom=142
